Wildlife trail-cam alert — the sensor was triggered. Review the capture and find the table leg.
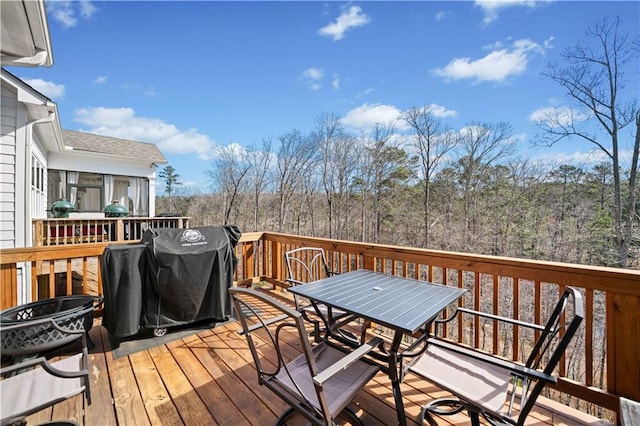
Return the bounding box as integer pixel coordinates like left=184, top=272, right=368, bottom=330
left=392, top=373, right=406, bottom=424
left=389, top=333, right=406, bottom=425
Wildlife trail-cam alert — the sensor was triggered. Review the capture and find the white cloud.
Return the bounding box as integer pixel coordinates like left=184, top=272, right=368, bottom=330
left=356, top=88, right=375, bottom=99
left=303, top=67, right=324, bottom=80
left=529, top=106, right=588, bottom=127
left=543, top=37, right=554, bottom=49
left=318, top=5, right=371, bottom=41
left=93, top=75, right=108, bottom=84
left=427, top=103, right=458, bottom=118
left=435, top=11, right=449, bottom=21
left=24, top=78, right=65, bottom=99
left=79, top=0, right=97, bottom=18
left=47, top=1, right=97, bottom=28
left=432, top=38, right=545, bottom=83
left=302, top=67, right=325, bottom=90
left=474, top=0, right=542, bottom=25
left=215, top=142, right=247, bottom=158
left=342, top=103, right=407, bottom=131
left=332, top=74, right=340, bottom=90
left=73, top=106, right=218, bottom=160
left=534, top=150, right=610, bottom=166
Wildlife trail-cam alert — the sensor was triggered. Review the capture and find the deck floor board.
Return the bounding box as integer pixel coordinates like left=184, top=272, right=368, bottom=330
left=20, top=290, right=606, bottom=426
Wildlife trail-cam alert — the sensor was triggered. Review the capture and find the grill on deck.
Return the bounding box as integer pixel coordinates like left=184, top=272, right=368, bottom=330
left=101, top=226, right=241, bottom=339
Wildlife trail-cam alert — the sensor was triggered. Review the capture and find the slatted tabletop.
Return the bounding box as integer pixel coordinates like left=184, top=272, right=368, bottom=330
left=288, top=269, right=466, bottom=334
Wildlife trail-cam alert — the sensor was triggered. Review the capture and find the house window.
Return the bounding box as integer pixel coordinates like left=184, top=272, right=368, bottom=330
left=30, top=155, right=46, bottom=218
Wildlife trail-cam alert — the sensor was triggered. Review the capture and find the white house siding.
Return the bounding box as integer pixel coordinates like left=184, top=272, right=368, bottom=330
left=0, top=80, right=18, bottom=249
left=1, top=79, right=30, bottom=304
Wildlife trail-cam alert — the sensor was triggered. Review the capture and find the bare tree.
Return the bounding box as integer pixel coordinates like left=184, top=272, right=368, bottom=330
left=205, top=145, right=250, bottom=225
left=275, top=130, right=318, bottom=232
left=454, top=122, right=515, bottom=251
left=245, top=138, right=273, bottom=231
left=536, top=17, right=639, bottom=267
left=403, top=105, right=457, bottom=247
left=313, top=113, right=359, bottom=239
left=354, top=123, right=413, bottom=243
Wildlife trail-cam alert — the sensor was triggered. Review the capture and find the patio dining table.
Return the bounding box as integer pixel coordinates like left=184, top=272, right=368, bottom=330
left=288, top=269, right=466, bottom=425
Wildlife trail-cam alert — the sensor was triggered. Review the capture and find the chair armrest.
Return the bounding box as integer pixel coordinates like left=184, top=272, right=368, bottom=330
left=285, top=278, right=306, bottom=286
left=1, top=353, right=87, bottom=380
left=1, top=356, right=49, bottom=376
left=434, top=307, right=546, bottom=332
left=313, top=337, right=382, bottom=385
left=427, top=338, right=557, bottom=384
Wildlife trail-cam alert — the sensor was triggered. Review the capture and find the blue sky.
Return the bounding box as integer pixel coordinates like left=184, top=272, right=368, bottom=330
left=8, top=1, right=639, bottom=190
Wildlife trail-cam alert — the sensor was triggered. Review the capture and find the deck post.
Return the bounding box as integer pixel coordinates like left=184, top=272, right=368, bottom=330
left=272, top=240, right=283, bottom=283
left=607, top=292, right=640, bottom=403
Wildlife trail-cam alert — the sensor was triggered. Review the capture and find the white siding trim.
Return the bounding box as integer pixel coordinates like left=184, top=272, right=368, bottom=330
left=14, top=104, right=27, bottom=248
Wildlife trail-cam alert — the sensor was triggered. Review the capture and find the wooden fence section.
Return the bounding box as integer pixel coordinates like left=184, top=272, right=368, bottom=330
left=1, top=231, right=639, bottom=420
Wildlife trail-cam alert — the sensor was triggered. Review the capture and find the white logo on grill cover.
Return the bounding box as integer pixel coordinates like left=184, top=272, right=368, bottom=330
left=181, top=229, right=204, bottom=243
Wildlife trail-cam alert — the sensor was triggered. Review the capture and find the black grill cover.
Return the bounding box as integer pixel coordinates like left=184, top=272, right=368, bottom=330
left=101, top=225, right=241, bottom=338
left=141, top=226, right=241, bottom=328
left=101, top=243, right=149, bottom=337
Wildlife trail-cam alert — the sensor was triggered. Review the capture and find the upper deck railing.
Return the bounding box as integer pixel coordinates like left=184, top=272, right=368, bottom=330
left=32, top=217, right=191, bottom=246
left=1, top=230, right=638, bottom=422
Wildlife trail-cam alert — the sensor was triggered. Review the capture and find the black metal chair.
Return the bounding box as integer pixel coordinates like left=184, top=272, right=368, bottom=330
left=0, top=317, right=92, bottom=426
left=230, top=287, right=381, bottom=426
left=284, top=247, right=366, bottom=343
left=407, top=287, right=584, bottom=426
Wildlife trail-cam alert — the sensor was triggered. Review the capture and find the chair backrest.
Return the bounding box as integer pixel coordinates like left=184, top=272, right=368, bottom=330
left=229, top=287, right=332, bottom=423
left=516, top=287, right=584, bottom=421
left=284, top=247, right=331, bottom=286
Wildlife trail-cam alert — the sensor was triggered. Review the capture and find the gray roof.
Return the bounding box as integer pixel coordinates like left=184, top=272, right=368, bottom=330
left=61, top=129, right=167, bottom=164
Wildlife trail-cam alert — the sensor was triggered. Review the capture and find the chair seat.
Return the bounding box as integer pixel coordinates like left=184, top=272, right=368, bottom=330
left=409, top=344, right=512, bottom=416
left=1, top=353, right=86, bottom=424
left=274, top=342, right=379, bottom=417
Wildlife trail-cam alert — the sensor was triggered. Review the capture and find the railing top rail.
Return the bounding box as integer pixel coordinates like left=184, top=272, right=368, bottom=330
left=34, top=217, right=192, bottom=221
left=5, top=229, right=639, bottom=293
left=261, top=232, right=640, bottom=294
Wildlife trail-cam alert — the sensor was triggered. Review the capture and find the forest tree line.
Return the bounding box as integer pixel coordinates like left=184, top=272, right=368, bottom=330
left=157, top=17, right=639, bottom=269
left=160, top=121, right=636, bottom=268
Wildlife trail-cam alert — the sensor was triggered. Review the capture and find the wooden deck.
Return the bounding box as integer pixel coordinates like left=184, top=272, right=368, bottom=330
left=23, top=291, right=608, bottom=426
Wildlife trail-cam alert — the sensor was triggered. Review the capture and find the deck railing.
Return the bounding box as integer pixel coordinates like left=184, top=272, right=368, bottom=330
left=32, top=217, right=191, bottom=246
left=1, top=230, right=638, bottom=421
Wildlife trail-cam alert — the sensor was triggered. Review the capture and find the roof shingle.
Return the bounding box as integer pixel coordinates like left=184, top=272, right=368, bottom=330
left=61, top=129, right=167, bottom=164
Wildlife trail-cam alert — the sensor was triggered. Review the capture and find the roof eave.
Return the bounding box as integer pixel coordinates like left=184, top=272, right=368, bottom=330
left=32, top=103, right=65, bottom=152
left=1, top=69, right=64, bottom=151
left=0, top=0, right=54, bottom=67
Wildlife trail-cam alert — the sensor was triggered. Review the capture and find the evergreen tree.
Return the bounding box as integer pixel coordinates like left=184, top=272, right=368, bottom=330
left=158, top=165, right=182, bottom=213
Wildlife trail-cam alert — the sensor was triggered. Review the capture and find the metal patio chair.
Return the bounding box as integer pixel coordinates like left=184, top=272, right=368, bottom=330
left=230, top=287, right=381, bottom=426
left=407, top=287, right=584, bottom=426
left=284, top=247, right=366, bottom=343
left=0, top=317, right=92, bottom=426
